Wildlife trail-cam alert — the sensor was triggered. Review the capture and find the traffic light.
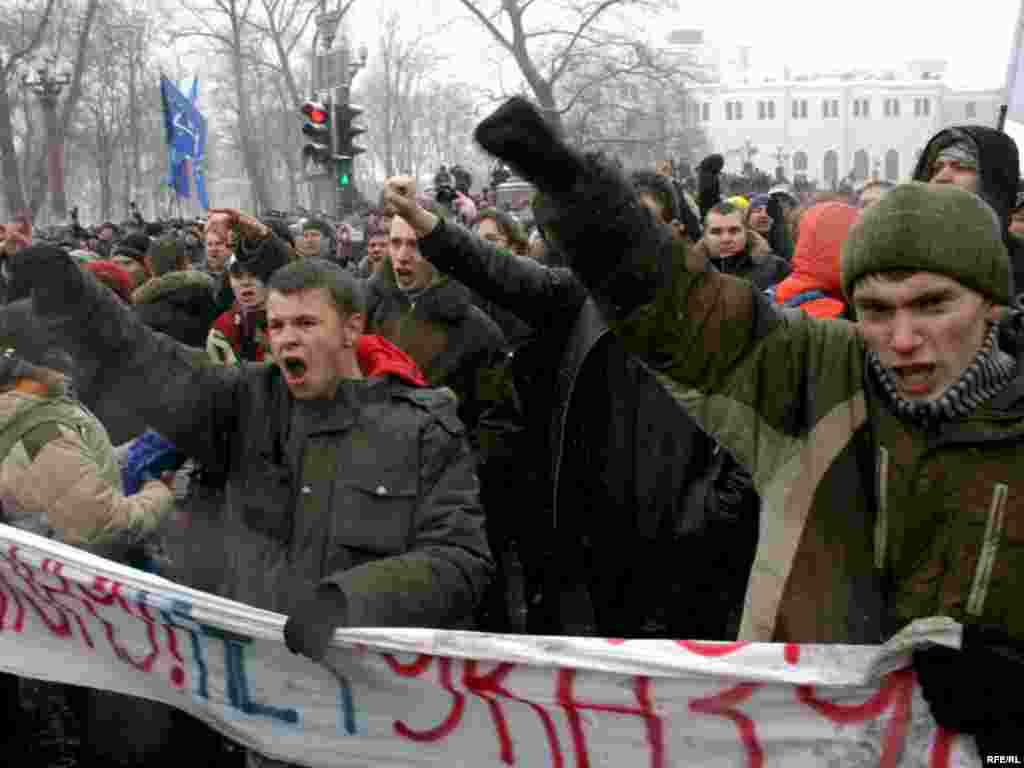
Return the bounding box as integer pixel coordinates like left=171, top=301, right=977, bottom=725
left=334, top=102, right=366, bottom=158
left=300, top=99, right=332, bottom=176
left=335, top=155, right=353, bottom=188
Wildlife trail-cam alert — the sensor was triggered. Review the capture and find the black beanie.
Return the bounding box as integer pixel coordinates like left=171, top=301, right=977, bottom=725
left=232, top=242, right=291, bottom=284
left=114, top=233, right=152, bottom=263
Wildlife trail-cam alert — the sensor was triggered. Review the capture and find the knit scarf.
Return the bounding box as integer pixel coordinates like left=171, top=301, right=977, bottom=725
left=868, top=323, right=1017, bottom=428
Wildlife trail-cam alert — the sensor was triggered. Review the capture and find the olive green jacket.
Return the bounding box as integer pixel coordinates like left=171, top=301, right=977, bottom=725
left=606, top=240, right=1024, bottom=643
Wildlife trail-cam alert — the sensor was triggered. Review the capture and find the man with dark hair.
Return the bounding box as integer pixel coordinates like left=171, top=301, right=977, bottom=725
left=701, top=201, right=790, bottom=288
left=296, top=217, right=334, bottom=261
left=11, top=239, right=494, bottom=768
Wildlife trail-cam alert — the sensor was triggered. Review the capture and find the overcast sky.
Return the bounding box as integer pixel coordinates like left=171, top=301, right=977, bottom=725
left=343, top=0, right=1021, bottom=87
left=341, top=0, right=1024, bottom=155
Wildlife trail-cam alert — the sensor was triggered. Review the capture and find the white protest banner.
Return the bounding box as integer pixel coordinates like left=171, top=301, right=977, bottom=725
left=0, top=524, right=983, bottom=767
left=1006, top=0, right=1024, bottom=125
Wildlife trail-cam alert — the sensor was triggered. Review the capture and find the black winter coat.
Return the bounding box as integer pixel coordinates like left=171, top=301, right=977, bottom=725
left=365, top=260, right=507, bottom=436
left=132, top=270, right=219, bottom=348
left=26, top=253, right=494, bottom=626
left=419, top=220, right=736, bottom=638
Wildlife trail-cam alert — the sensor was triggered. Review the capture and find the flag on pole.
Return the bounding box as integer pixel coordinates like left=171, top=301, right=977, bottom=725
left=160, top=75, right=210, bottom=210
left=1004, top=0, right=1024, bottom=125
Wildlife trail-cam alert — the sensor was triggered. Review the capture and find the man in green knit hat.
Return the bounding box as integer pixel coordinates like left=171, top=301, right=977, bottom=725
left=469, top=95, right=1024, bottom=759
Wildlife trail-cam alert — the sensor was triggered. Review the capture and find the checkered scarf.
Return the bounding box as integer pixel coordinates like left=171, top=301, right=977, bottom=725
left=868, top=323, right=1016, bottom=428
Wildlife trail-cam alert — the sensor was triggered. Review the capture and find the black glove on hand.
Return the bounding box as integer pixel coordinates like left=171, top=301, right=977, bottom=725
left=9, top=244, right=88, bottom=316
left=473, top=97, right=585, bottom=199
left=474, top=98, right=675, bottom=315
left=913, top=625, right=1024, bottom=759
left=284, top=585, right=349, bottom=663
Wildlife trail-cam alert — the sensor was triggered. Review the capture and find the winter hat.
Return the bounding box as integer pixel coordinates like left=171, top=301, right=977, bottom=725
left=113, top=232, right=151, bottom=264
left=841, top=182, right=1011, bottom=303
left=231, top=242, right=290, bottom=284
left=726, top=195, right=750, bottom=210
left=749, top=193, right=772, bottom=211
left=302, top=218, right=330, bottom=236
left=146, top=236, right=185, bottom=277
left=85, top=260, right=135, bottom=303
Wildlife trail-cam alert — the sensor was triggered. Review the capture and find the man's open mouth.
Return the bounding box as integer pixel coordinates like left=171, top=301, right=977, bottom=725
left=282, top=356, right=307, bottom=380
left=893, top=364, right=935, bottom=393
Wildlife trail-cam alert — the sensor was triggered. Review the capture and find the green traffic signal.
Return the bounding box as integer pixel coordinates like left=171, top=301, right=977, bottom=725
left=336, top=156, right=353, bottom=188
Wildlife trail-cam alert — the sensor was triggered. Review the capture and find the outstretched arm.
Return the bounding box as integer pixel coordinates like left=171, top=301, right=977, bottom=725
left=382, top=176, right=586, bottom=330
left=12, top=245, right=241, bottom=473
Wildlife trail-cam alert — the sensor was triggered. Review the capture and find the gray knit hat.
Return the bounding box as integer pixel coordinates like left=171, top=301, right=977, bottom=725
left=841, top=181, right=1011, bottom=304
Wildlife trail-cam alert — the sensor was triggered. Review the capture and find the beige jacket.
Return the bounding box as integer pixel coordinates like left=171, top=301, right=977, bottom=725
left=0, top=390, right=173, bottom=554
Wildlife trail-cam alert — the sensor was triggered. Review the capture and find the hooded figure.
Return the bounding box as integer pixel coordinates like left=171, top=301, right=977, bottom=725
left=772, top=201, right=860, bottom=318
left=912, top=125, right=1024, bottom=298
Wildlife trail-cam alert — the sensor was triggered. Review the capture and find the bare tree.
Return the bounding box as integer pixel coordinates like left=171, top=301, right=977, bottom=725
left=173, top=0, right=274, bottom=212
left=456, top=0, right=676, bottom=133
left=0, top=0, right=58, bottom=216
left=354, top=9, right=437, bottom=180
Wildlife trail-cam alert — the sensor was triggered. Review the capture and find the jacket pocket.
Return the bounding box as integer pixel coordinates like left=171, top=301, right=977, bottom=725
left=238, top=460, right=293, bottom=542
left=327, top=471, right=417, bottom=568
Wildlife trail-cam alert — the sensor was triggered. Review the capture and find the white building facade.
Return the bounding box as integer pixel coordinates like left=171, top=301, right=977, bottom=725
left=685, top=75, right=1004, bottom=188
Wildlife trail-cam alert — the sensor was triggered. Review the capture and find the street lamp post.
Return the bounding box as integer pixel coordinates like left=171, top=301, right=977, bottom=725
left=22, top=61, right=72, bottom=223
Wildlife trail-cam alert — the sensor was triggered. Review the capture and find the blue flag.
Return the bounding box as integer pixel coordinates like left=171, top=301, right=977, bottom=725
left=160, top=75, right=209, bottom=209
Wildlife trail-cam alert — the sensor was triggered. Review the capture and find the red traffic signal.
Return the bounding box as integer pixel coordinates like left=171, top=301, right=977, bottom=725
left=301, top=101, right=329, bottom=124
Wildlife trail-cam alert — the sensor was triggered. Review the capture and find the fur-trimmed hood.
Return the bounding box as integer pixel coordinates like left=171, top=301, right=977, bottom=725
left=132, top=269, right=215, bottom=306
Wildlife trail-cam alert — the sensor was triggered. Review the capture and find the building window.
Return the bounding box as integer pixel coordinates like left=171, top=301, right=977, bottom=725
left=914, top=97, right=932, bottom=117
left=793, top=150, right=808, bottom=172
left=702, top=103, right=710, bottom=121
left=824, top=150, right=839, bottom=188
left=823, top=99, right=839, bottom=118
left=791, top=99, right=808, bottom=119
left=725, top=100, right=743, bottom=120
left=885, top=149, right=899, bottom=181
left=853, top=149, right=870, bottom=180
left=965, top=101, right=976, bottom=119
left=853, top=98, right=870, bottom=118
left=757, top=100, right=775, bottom=120
left=884, top=98, right=901, bottom=117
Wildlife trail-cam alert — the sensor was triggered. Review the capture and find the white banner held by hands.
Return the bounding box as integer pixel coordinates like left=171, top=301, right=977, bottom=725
left=0, top=524, right=981, bottom=767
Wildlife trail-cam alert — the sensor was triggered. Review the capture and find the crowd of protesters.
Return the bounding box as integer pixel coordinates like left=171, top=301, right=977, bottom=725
left=1, top=112, right=1023, bottom=766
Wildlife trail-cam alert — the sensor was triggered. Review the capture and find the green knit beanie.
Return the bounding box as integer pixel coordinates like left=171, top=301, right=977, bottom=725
left=841, top=181, right=1011, bottom=304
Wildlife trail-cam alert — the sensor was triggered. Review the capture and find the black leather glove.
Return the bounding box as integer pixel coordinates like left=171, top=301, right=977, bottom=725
left=283, top=585, right=349, bottom=663
left=9, top=244, right=88, bottom=316
left=913, top=624, right=1024, bottom=760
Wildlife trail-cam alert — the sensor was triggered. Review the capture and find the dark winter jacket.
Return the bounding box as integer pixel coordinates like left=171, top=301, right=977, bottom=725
left=418, top=219, right=731, bottom=638
left=702, top=230, right=791, bottom=290
left=132, top=270, right=219, bottom=348
left=365, top=258, right=507, bottom=435
left=912, top=125, right=1024, bottom=297
left=559, top=183, right=1024, bottom=644
left=19, top=250, right=494, bottom=627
